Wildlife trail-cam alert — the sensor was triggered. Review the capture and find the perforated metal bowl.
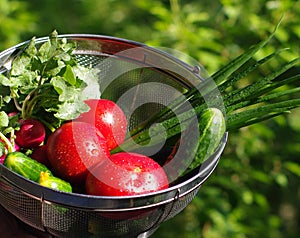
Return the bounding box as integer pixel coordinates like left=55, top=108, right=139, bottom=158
left=0, top=35, right=227, bottom=238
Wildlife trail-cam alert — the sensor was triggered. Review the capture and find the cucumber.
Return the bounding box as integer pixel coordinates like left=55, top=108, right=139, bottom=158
left=165, top=107, right=226, bottom=181
left=195, top=108, right=226, bottom=163
left=186, top=107, right=226, bottom=172
left=4, top=151, right=52, bottom=182
left=113, top=106, right=226, bottom=182
left=39, top=171, right=72, bottom=193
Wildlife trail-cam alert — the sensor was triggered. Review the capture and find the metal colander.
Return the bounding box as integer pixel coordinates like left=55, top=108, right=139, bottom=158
left=0, top=35, right=228, bottom=238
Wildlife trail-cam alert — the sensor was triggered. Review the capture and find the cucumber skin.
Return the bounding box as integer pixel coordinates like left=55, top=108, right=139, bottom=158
left=39, top=171, right=72, bottom=193
left=194, top=107, right=226, bottom=165
left=165, top=107, right=226, bottom=181
left=4, top=151, right=52, bottom=182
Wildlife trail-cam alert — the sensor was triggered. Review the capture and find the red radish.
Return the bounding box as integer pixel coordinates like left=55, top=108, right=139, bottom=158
left=15, top=119, right=46, bottom=149
left=8, top=112, right=18, bottom=117
left=30, top=145, right=51, bottom=168
left=75, top=99, right=127, bottom=151
left=85, top=152, right=169, bottom=196
left=46, top=121, right=110, bottom=185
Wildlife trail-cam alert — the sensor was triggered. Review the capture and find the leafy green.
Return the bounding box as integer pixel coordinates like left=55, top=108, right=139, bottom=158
left=0, top=30, right=101, bottom=130
left=0, top=111, right=9, bottom=128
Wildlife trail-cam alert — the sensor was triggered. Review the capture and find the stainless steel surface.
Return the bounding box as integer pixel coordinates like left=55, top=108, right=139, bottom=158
left=0, top=35, right=228, bottom=238
left=0, top=41, right=30, bottom=74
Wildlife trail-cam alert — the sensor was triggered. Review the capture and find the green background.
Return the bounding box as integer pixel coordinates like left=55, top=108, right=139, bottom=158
left=0, top=0, right=299, bottom=237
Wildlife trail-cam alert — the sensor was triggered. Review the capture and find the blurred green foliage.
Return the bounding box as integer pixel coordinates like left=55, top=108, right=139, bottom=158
left=0, top=0, right=299, bottom=237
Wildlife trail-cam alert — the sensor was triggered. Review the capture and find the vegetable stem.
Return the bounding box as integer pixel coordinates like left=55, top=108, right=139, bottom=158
left=0, top=131, right=14, bottom=153
left=224, top=57, right=300, bottom=110
left=212, top=19, right=282, bottom=86
left=218, top=48, right=289, bottom=92
left=226, top=99, right=300, bottom=130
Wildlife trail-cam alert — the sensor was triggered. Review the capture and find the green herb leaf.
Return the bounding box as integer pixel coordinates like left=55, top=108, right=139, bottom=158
left=0, top=74, right=11, bottom=87
left=0, top=30, right=100, bottom=130
left=10, top=54, right=32, bottom=76
left=0, top=111, right=9, bottom=127
left=38, top=38, right=56, bottom=63
left=63, top=65, right=76, bottom=86
left=54, top=100, right=89, bottom=120
left=24, top=37, right=37, bottom=57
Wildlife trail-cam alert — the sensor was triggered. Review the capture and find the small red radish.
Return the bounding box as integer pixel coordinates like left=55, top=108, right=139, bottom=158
left=15, top=119, right=46, bottom=149
left=30, top=145, right=51, bottom=168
